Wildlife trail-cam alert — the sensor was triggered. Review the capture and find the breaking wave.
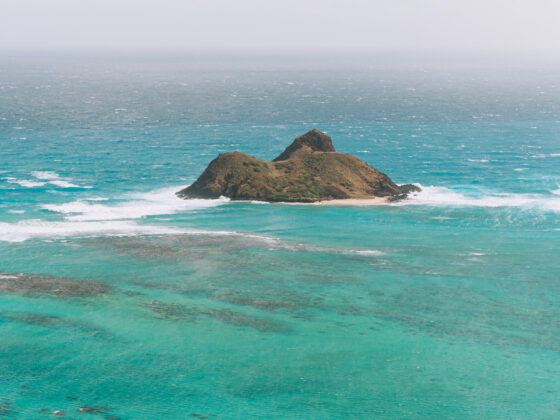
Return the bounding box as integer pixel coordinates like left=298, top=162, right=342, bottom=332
left=0, top=218, right=387, bottom=260
left=1, top=186, right=387, bottom=260
left=31, top=171, right=91, bottom=188
left=4, top=171, right=91, bottom=189
left=41, top=187, right=229, bottom=221
left=397, top=184, right=560, bottom=212
left=0, top=219, right=185, bottom=243
left=1, top=186, right=230, bottom=242
left=6, top=177, right=46, bottom=188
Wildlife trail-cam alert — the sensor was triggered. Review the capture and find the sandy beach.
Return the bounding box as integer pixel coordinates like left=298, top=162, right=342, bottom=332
left=314, top=197, right=389, bottom=205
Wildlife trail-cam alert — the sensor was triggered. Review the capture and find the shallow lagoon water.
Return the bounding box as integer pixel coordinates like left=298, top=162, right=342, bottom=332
left=1, top=56, right=560, bottom=418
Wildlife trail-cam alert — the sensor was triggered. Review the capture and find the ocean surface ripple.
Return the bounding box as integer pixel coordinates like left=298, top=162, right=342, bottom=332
left=1, top=56, right=560, bottom=419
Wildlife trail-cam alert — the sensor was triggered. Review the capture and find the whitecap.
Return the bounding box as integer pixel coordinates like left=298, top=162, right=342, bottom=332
left=41, top=186, right=229, bottom=221
left=31, top=171, right=91, bottom=188
left=0, top=219, right=185, bottom=243
left=48, top=180, right=90, bottom=188
left=0, top=216, right=386, bottom=260
left=346, top=249, right=386, bottom=256
left=395, top=184, right=560, bottom=212
left=0, top=186, right=231, bottom=242
left=6, top=178, right=46, bottom=188
left=31, top=171, right=60, bottom=180
left=85, top=197, right=109, bottom=201
left=529, top=153, right=559, bottom=159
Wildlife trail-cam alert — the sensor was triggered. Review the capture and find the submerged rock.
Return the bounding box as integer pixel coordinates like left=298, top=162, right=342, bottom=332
left=0, top=400, right=15, bottom=418
left=177, top=129, right=419, bottom=202
left=78, top=406, right=109, bottom=414
left=0, top=272, right=112, bottom=297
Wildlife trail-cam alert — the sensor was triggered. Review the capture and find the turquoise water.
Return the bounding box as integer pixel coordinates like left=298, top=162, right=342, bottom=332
left=1, top=56, right=560, bottom=418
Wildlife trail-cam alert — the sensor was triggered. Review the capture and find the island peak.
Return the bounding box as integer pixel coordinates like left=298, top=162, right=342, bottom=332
left=273, top=129, right=335, bottom=161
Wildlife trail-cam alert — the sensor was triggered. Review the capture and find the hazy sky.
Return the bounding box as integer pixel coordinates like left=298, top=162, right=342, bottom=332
left=2, top=0, right=560, bottom=53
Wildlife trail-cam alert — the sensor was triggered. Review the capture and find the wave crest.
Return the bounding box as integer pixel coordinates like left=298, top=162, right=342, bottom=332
left=397, top=184, right=560, bottom=212
left=42, top=187, right=229, bottom=221
left=1, top=186, right=230, bottom=242
left=0, top=219, right=185, bottom=243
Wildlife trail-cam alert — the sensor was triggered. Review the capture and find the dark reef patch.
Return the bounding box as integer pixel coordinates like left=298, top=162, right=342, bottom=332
left=214, top=291, right=317, bottom=313
left=3, top=312, right=65, bottom=326
left=205, top=308, right=289, bottom=333
left=81, top=233, right=280, bottom=261
left=0, top=399, right=16, bottom=418
left=84, top=236, right=191, bottom=259
left=217, top=295, right=300, bottom=310
left=141, top=300, right=199, bottom=322
left=121, top=289, right=145, bottom=297
left=133, top=281, right=210, bottom=298
left=0, top=272, right=112, bottom=298
left=141, top=299, right=290, bottom=332
left=1, top=311, right=114, bottom=340
left=77, top=406, right=110, bottom=414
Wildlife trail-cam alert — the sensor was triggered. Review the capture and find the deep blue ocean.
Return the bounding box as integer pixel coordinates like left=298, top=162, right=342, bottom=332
left=1, top=55, right=560, bottom=419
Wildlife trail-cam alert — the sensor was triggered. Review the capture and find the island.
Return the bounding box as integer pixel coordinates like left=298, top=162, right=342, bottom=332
left=177, top=129, right=420, bottom=203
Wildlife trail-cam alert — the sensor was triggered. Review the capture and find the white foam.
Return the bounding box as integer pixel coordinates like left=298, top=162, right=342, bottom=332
left=467, top=159, right=489, bottom=163
left=396, top=184, right=560, bottom=212
left=0, top=186, right=232, bottom=242
left=0, top=219, right=185, bottom=243
left=85, top=197, right=109, bottom=201
left=31, top=171, right=60, bottom=180
left=6, top=178, right=46, bottom=188
left=30, top=171, right=91, bottom=188
left=256, top=239, right=386, bottom=257
left=4, top=176, right=90, bottom=189
left=48, top=180, right=87, bottom=188
left=41, top=187, right=229, bottom=221
left=531, top=153, right=560, bottom=159
left=0, top=215, right=387, bottom=260
left=347, top=249, right=386, bottom=256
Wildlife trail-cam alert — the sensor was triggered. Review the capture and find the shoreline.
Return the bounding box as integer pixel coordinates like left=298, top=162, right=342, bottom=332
left=234, top=197, right=391, bottom=205
left=313, top=197, right=389, bottom=206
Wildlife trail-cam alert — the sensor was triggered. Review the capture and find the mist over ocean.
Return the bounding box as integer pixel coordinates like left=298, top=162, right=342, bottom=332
left=1, top=55, right=560, bottom=418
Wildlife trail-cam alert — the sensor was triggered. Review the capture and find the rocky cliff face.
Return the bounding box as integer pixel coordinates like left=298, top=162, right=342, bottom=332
left=177, top=130, right=419, bottom=202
